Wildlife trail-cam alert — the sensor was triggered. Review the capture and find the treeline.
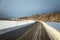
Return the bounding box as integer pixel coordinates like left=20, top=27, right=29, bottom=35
left=20, top=12, right=60, bottom=22
left=0, top=12, right=60, bottom=22
left=0, top=17, right=11, bottom=20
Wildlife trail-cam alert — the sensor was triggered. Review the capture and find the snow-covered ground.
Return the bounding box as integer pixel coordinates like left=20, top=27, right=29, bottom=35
left=0, top=20, right=35, bottom=30
left=45, top=22, right=60, bottom=30
left=41, top=22, right=60, bottom=40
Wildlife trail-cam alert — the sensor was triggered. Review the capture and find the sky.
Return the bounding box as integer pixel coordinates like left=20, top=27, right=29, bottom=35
left=0, top=0, right=60, bottom=18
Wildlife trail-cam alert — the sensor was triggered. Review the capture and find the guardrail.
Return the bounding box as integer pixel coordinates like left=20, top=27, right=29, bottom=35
left=41, top=21, right=60, bottom=40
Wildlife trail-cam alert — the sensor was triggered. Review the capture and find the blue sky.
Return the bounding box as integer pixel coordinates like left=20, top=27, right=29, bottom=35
left=0, top=0, right=60, bottom=18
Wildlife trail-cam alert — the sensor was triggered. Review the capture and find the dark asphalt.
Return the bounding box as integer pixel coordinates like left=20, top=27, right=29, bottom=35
left=0, top=22, right=50, bottom=40
left=16, top=22, right=51, bottom=40
left=0, top=22, right=36, bottom=40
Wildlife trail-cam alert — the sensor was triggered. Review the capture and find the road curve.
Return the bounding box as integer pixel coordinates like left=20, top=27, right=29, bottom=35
left=0, top=21, right=50, bottom=40
left=16, top=22, right=50, bottom=40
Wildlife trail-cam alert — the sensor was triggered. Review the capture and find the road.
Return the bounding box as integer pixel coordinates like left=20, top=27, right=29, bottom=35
left=0, top=22, right=50, bottom=40
left=16, top=22, right=50, bottom=40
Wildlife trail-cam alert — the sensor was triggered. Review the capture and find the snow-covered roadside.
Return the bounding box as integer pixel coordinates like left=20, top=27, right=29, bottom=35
left=0, top=20, right=35, bottom=30
left=41, top=21, right=60, bottom=40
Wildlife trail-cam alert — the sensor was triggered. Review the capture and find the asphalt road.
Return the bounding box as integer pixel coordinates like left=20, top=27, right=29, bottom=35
left=16, top=22, right=50, bottom=40
left=0, top=22, right=36, bottom=40
left=0, top=22, right=50, bottom=40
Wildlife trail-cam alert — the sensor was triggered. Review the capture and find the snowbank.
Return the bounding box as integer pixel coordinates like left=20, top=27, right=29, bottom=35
left=41, top=21, right=60, bottom=40
left=0, top=20, right=35, bottom=30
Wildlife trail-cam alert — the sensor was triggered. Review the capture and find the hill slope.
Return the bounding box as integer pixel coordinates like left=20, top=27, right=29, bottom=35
left=20, top=12, right=60, bottom=22
left=0, top=12, right=60, bottom=22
